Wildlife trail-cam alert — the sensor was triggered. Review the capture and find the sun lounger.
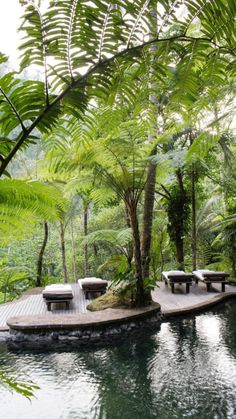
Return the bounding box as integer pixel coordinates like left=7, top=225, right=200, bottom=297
left=162, top=270, right=193, bottom=294
left=78, top=277, right=108, bottom=299
left=192, top=270, right=229, bottom=292
left=42, top=284, right=73, bottom=310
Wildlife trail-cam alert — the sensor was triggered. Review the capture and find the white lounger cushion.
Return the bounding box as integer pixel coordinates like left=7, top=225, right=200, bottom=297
left=78, top=277, right=103, bottom=289
left=192, top=270, right=212, bottom=281
left=43, top=284, right=72, bottom=293
left=162, top=271, right=185, bottom=281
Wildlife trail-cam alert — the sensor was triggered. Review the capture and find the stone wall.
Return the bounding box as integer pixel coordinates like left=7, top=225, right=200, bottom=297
left=7, top=309, right=162, bottom=350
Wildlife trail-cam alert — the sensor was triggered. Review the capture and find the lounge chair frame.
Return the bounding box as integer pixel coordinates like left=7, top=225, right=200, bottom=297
left=193, top=271, right=229, bottom=292
left=162, top=271, right=193, bottom=294
left=81, top=281, right=108, bottom=299
left=42, top=285, right=73, bottom=311
left=44, top=296, right=73, bottom=311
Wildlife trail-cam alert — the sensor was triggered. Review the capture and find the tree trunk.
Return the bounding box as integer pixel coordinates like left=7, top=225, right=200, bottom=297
left=83, top=204, right=89, bottom=276
left=60, top=221, right=68, bottom=283
left=141, top=146, right=157, bottom=280
left=125, top=204, right=133, bottom=268
left=36, top=222, right=48, bottom=287
left=141, top=7, right=158, bottom=282
left=70, top=220, right=77, bottom=282
left=176, top=239, right=184, bottom=270
left=231, top=256, right=236, bottom=278
left=191, top=166, right=197, bottom=270
left=190, top=131, right=197, bottom=270
left=175, top=169, right=185, bottom=270
left=127, top=201, right=144, bottom=306
left=160, top=232, right=164, bottom=275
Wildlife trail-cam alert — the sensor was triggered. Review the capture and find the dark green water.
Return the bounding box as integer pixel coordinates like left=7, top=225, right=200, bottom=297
left=1, top=301, right=236, bottom=419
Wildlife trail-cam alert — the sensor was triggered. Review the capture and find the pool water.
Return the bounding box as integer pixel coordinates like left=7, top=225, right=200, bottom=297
left=0, top=301, right=236, bottom=419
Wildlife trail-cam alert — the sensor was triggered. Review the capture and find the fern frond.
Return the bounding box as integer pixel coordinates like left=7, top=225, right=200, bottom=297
left=82, top=228, right=132, bottom=247
left=0, top=179, right=66, bottom=244
left=186, top=132, right=221, bottom=162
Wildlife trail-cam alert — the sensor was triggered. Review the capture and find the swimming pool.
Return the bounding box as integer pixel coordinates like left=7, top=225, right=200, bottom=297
left=0, top=300, right=236, bottom=419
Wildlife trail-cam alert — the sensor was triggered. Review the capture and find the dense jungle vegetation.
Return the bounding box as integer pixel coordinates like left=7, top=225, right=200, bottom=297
left=0, top=0, right=235, bottom=306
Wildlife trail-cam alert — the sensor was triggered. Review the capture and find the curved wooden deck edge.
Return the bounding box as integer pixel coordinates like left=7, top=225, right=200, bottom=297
left=3, top=292, right=236, bottom=334
left=0, top=326, right=9, bottom=332
left=7, top=303, right=161, bottom=332
left=162, top=291, right=236, bottom=317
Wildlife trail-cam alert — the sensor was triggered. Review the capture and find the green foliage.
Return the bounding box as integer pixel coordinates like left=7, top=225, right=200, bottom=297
left=0, top=179, right=65, bottom=244
left=212, top=208, right=236, bottom=275
left=0, top=258, right=31, bottom=303
left=0, top=0, right=235, bottom=302
left=166, top=184, right=191, bottom=246
left=0, top=367, right=39, bottom=399
left=98, top=254, right=130, bottom=276
left=150, top=213, right=170, bottom=279
left=83, top=228, right=132, bottom=248
left=0, top=73, right=45, bottom=136
left=186, top=132, right=221, bottom=162
left=0, top=0, right=234, bottom=176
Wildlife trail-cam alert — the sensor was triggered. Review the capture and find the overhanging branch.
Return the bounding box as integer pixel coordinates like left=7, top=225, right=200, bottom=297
left=0, top=32, right=234, bottom=177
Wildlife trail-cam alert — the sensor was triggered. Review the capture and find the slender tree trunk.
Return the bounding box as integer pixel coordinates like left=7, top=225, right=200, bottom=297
left=160, top=232, right=164, bottom=274
left=127, top=201, right=144, bottom=306
left=175, top=169, right=185, bottom=270
left=232, top=256, right=236, bottom=278
left=83, top=204, right=89, bottom=276
left=70, top=220, right=77, bottom=282
left=190, top=131, right=197, bottom=270
left=3, top=277, right=8, bottom=303
left=36, top=222, right=48, bottom=287
left=60, top=221, right=68, bottom=283
left=125, top=205, right=133, bottom=268
left=141, top=8, right=159, bottom=282
left=93, top=243, right=98, bottom=257
left=191, top=166, right=197, bottom=270
left=141, top=146, right=157, bottom=280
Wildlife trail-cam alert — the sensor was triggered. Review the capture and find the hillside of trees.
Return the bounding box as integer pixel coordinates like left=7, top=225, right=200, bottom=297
left=0, top=0, right=235, bottom=305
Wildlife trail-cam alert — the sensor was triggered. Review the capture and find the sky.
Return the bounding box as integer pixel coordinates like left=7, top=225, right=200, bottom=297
left=0, top=0, right=22, bottom=67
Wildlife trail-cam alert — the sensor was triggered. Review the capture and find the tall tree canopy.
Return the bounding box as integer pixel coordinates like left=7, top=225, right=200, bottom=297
left=0, top=0, right=235, bottom=176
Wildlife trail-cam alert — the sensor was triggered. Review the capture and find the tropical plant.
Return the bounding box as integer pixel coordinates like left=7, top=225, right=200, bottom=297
left=0, top=179, right=65, bottom=245
left=0, top=258, right=30, bottom=302
left=0, top=367, right=39, bottom=399
left=0, top=0, right=235, bottom=305
left=42, top=113, right=157, bottom=304
left=0, top=0, right=235, bottom=178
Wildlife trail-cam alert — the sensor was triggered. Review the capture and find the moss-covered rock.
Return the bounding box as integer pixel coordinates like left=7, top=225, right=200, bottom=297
left=86, top=291, right=131, bottom=311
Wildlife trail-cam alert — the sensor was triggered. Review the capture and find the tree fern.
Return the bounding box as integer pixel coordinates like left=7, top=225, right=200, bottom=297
left=0, top=179, right=66, bottom=244
left=0, top=0, right=235, bottom=175
left=82, top=228, right=132, bottom=247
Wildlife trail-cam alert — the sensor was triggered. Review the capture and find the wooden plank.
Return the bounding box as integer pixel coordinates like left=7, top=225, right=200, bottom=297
left=0, top=284, right=89, bottom=328
left=1, top=282, right=236, bottom=329
left=151, top=282, right=236, bottom=313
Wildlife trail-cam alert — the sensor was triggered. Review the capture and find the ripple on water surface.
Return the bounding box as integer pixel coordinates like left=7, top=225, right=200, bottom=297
left=0, top=301, right=236, bottom=419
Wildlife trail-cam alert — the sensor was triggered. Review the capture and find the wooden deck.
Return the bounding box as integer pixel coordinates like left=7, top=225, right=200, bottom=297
left=152, top=281, right=236, bottom=316
left=0, top=281, right=236, bottom=331
left=0, top=284, right=88, bottom=331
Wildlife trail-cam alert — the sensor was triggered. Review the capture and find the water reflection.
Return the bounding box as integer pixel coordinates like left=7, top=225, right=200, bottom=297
left=0, top=301, right=236, bottom=418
